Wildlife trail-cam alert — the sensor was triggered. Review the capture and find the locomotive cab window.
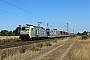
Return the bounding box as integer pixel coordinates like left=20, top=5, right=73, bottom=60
left=22, top=27, right=29, bottom=31
left=22, top=27, right=25, bottom=30
left=25, top=28, right=29, bottom=31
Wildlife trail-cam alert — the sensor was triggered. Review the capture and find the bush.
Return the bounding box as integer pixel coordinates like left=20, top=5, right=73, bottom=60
left=45, top=42, right=52, bottom=46
left=30, top=42, right=52, bottom=51
left=30, top=46, right=40, bottom=51
left=62, top=38, right=63, bottom=40
left=52, top=40, right=57, bottom=43
left=37, top=43, right=43, bottom=48
left=1, top=53, right=7, bottom=60
left=1, top=39, right=13, bottom=43
left=20, top=46, right=26, bottom=54
left=81, top=35, right=88, bottom=40
left=70, top=35, right=75, bottom=38
left=1, top=39, right=12, bottom=43
left=0, top=46, right=2, bottom=49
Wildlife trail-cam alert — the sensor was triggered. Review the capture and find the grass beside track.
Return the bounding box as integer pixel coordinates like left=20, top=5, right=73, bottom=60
left=63, top=36, right=90, bottom=60
left=0, top=36, right=19, bottom=43
left=0, top=36, right=19, bottom=40
left=1, top=38, right=70, bottom=60
left=2, top=36, right=90, bottom=60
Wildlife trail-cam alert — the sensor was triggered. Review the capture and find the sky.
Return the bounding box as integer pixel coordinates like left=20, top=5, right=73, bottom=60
left=0, top=0, right=90, bottom=33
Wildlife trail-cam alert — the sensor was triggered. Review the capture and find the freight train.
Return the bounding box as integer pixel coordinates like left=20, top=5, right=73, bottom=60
left=19, top=24, right=69, bottom=40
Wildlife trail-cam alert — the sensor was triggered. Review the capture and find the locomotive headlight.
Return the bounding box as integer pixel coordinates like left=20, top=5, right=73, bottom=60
left=20, top=31, right=23, bottom=32
left=20, top=31, right=24, bottom=34
left=26, top=31, right=29, bottom=33
left=20, top=30, right=29, bottom=34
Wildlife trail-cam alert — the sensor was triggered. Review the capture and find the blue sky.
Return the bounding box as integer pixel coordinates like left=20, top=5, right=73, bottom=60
left=0, top=0, right=90, bottom=33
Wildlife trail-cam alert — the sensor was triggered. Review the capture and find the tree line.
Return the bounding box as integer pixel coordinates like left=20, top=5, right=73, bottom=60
left=0, top=26, right=89, bottom=36
left=77, top=31, right=89, bottom=36
left=0, top=27, right=21, bottom=36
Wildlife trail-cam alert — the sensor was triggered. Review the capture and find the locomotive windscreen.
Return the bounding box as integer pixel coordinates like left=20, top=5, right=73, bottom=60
left=22, top=27, right=29, bottom=30
left=22, top=27, right=25, bottom=30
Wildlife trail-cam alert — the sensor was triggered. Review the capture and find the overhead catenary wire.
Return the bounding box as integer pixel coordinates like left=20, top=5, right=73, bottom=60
left=1, top=0, right=59, bottom=27
left=1, top=0, right=51, bottom=27
left=0, top=1, right=40, bottom=24
left=16, top=0, right=40, bottom=13
left=0, top=2, right=32, bottom=19
left=16, top=0, right=60, bottom=27
left=1, top=0, right=45, bottom=20
left=16, top=0, right=53, bottom=22
left=0, top=10, right=37, bottom=22
left=1, top=0, right=67, bottom=30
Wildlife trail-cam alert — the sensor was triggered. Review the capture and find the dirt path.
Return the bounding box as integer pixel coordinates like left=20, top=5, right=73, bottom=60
left=57, top=42, right=75, bottom=60
left=32, top=42, right=67, bottom=60
left=40, top=40, right=74, bottom=60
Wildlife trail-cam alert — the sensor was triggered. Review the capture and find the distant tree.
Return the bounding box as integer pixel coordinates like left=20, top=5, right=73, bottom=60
left=82, top=31, right=87, bottom=35
left=0, top=31, right=1, bottom=36
left=13, top=30, right=16, bottom=36
left=0, top=25, right=21, bottom=36
left=1, top=30, right=8, bottom=36
left=13, top=27, right=21, bottom=36
left=8, top=31, right=14, bottom=36
left=77, top=32, right=81, bottom=35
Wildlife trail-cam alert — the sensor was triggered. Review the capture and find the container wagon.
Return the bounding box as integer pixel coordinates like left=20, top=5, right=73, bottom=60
left=46, top=29, right=60, bottom=38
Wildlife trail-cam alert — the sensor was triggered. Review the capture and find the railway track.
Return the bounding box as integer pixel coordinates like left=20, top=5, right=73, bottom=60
left=0, top=36, right=77, bottom=60
left=0, top=38, right=60, bottom=49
